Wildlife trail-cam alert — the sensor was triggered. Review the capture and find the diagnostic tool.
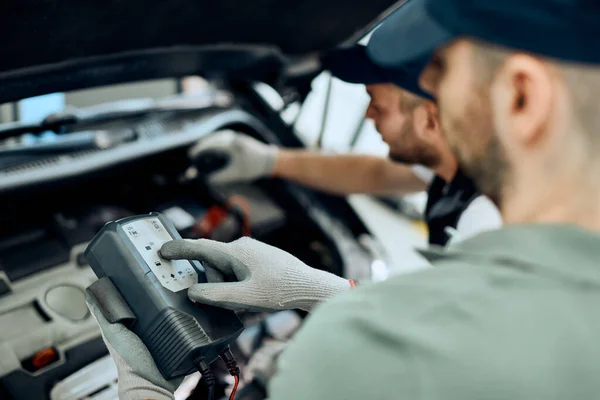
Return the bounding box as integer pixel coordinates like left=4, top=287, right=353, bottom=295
left=84, top=212, right=244, bottom=380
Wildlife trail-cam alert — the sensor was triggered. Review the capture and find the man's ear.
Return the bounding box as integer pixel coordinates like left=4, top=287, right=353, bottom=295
left=493, top=54, right=553, bottom=147
left=414, top=102, right=441, bottom=142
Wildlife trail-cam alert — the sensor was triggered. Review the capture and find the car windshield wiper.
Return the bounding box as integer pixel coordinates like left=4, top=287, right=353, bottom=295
left=0, top=90, right=233, bottom=142
left=0, top=130, right=124, bottom=158
left=0, top=129, right=139, bottom=171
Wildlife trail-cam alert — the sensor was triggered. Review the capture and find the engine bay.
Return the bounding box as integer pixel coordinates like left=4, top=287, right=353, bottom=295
left=0, top=89, right=375, bottom=400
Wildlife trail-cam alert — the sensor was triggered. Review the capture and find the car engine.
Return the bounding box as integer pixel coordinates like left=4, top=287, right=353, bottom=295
left=0, top=88, right=376, bottom=400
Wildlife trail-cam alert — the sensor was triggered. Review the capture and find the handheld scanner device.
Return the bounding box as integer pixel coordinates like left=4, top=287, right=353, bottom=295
left=84, top=212, right=244, bottom=380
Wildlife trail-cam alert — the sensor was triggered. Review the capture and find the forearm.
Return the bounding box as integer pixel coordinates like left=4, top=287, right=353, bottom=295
left=273, top=150, right=427, bottom=195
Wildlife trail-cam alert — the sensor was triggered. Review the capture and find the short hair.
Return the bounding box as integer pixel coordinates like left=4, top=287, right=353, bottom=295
left=472, top=40, right=600, bottom=154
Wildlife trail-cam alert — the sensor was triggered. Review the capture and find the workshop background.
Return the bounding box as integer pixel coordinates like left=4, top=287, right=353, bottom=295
left=0, top=0, right=438, bottom=398
left=0, top=74, right=430, bottom=276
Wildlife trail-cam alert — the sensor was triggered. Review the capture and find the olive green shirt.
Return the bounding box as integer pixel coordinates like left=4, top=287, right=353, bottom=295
left=270, top=224, right=600, bottom=399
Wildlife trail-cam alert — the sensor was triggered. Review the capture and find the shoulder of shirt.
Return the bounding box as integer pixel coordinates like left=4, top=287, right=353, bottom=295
left=269, top=267, right=466, bottom=398
left=455, top=195, right=503, bottom=241
left=311, top=263, right=486, bottom=330
left=269, top=264, right=490, bottom=399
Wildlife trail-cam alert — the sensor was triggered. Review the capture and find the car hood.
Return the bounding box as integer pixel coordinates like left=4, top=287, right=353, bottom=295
left=0, top=0, right=401, bottom=103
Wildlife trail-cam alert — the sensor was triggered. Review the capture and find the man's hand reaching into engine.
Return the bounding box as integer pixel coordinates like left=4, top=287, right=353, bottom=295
left=189, top=130, right=428, bottom=195
left=160, top=237, right=352, bottom=312
left=188, top=130, right=279, bottom=185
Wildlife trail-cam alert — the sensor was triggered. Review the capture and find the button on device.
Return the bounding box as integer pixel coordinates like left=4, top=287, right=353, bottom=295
left=45, top=285, right=89, bottom=321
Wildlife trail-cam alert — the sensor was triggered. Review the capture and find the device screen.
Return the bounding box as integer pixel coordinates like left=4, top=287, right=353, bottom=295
left=122, top=217, right=198, bottom=292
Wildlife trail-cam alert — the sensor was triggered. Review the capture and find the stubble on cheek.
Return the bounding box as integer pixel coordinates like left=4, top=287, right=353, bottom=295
left=441, top=86, right=510, bottom=208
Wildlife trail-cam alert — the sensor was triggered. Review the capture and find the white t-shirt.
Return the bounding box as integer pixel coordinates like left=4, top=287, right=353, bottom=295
left=452, top=195, right=503, bottom=244
left=411, top=165, right=503, bottom=245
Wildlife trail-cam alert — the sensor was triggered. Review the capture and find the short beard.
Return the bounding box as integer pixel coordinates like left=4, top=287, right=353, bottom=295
left=389, top=147, right=440, bottom=168
left=388, top=118, right=441, bottom=168
left=463, top=134, right=510, bottom=208
left=445, top=82, right=511, bottom=208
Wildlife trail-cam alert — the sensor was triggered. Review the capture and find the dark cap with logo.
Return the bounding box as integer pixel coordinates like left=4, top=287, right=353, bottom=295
left=368, top=0, right=600, bottom=68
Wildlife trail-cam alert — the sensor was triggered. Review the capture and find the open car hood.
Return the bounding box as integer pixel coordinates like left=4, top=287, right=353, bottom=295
left=0, top=0, right=401, bottom=103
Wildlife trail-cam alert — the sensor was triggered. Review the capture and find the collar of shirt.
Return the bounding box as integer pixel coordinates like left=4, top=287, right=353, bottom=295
left=417, top=224, right=600, bottom=284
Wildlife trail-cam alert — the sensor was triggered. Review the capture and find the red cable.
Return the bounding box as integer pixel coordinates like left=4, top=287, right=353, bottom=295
left=192, top=195, right=252, bottom=239
left=229, top=375, right=240, bottom=400
left=192, top=205, right=229, bottom=238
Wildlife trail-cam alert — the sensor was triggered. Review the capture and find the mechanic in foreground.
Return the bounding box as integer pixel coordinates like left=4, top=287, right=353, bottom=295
left=88, top=0, right=600, bottom=398
left=190, top=46, right=501, bottom=246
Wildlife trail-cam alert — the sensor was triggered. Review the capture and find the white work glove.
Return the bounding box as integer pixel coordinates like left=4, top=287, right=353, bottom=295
left=189, top=130, right=279, bottom=184
left=85, top=294, right=181, bottom=400
left=160, top=237, right=351, bottom=312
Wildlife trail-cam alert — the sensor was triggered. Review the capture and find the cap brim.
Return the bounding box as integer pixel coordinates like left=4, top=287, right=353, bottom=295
left=366, top=0, right=455, bottom=68
left=321, top=45, right=389, bottom=85
left=321, top=45, right=435, bottom=101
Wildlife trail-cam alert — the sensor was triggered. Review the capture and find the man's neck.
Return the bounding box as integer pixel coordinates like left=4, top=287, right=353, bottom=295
left=501, top=177, right=600, bottom=231
left=433, top=155, right=458, bottom=182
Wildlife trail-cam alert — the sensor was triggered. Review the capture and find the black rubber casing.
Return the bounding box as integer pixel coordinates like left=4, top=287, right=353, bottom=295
left=84, top=212, right=244, bottom=379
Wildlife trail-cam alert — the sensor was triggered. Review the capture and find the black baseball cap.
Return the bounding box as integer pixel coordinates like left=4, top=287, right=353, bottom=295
left=320, top=45, right=434, bottom=101
left=369, top=0, right=600, bottom=68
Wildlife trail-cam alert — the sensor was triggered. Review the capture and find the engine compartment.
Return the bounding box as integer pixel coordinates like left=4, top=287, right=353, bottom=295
left=0, top=92, right=374, bottom=399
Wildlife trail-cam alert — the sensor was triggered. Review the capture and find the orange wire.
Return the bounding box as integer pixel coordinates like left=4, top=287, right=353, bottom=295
left=229, top=375, right=240, bottom=400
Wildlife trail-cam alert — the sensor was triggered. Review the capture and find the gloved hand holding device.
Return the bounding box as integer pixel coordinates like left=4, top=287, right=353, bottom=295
left=86, top=294, right=180, bottom=400
left=189, top=130, right=279, bottom=184
left=160, top=237, right=352, bottom=312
